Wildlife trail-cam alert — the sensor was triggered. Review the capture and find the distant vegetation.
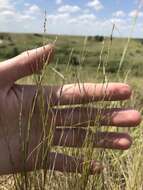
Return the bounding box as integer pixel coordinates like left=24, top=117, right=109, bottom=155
left=1, top=32, right=143, bottom=77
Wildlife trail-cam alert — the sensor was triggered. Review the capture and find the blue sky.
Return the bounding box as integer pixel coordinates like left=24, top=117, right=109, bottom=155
left=0, top=0, right=143, bottom=37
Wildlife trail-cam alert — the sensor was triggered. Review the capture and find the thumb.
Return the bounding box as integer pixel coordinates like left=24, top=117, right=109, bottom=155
left=0, top=44, right=54, bottom=86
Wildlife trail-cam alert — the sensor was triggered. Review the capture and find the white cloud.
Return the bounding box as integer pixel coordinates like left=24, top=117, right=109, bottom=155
left=56, top=0, right=63, bottom=5
left=58, top=5, right=81, bottom=13
left=0, top=1, right=43, bottom=33
left=78, top=14, right=96, bottom=23
left=110, top=18, right=126, bottom=27
left=129, top=10, right=143, bottom=17
left=113, top=10, right=126, bottom=17
left=68, top=13, right=96, bottom=24
left=27, top=4, right=41, bottom=14
left=87, top=0, right=103, bottom=11
left=0, top=10, right=15, bottom=17
left=0, top=0, right=16, bottom=20
left=0, top=1, right=41, bottom=19
left=18, top=15, right=35, bottom=21
left=48, top=13, right=70, bottom=23
left=0, top=0, right=14, bottom=11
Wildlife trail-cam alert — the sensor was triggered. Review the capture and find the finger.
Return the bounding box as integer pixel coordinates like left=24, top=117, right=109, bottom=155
left=20, top=83, right=132, bottom=109
left=51, top=108, right=141, bottom=127
left=37, top=152, right=103, bottom=174
left=46, top=83, right=132, bottom=105
left=53, top=128, right=132, bottom=150
left=0, top=44, right=54, bottom=86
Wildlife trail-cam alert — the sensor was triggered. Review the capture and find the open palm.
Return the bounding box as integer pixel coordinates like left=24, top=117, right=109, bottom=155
left=0, top=44, right=141, bottom=175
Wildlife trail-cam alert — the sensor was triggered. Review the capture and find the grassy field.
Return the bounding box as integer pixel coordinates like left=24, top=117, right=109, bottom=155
left=1, top=32, right=143, bottom=105
left=0, top=32, right=143, bottom=190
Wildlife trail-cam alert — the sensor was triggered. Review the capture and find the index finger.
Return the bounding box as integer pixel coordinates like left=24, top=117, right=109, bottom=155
left=45, top=83, right=132, bottom=105
left=0, top=44, right=54, bottom=87
left=21, top=83, right=132, bottom=109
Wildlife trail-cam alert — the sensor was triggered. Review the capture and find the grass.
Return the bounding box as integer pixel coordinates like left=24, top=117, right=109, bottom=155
left=0, top=32, right=143, bottom=190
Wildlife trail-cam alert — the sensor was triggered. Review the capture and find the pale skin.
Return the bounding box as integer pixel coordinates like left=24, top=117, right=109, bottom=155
left=0, top=44, right=141, bottom=175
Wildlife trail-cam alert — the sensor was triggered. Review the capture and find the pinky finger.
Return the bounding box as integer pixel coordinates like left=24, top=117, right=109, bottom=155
left=27, top=152, right=103, bottom=175
left=44, top=152, right=103, bottom=174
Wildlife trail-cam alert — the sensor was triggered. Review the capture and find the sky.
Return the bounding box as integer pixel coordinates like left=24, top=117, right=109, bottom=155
left=0, top=0, right=143, bottom=37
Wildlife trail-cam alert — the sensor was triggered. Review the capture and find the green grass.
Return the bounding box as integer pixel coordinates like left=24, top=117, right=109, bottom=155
left=0, top=32, right=143, bottom=190
left=1, top=32, right=143, bottom=77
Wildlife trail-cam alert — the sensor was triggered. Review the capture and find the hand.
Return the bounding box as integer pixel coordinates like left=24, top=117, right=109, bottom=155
left=0, top=44, right=141, bottom=175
